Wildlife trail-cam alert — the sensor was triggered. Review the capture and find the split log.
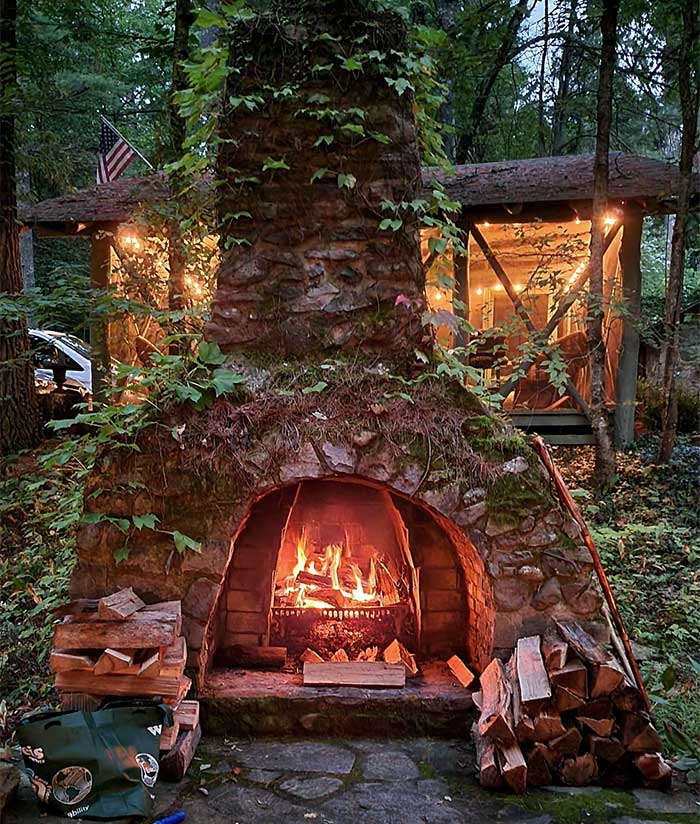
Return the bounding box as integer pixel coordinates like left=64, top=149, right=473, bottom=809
left=159, top=719, right=180, bottom=751
left=576, top=696, right=612, bottom=719
left=550, top=659, right=588, bottom=698
left=532, top=712, right=566, bottom=742
left=164, top=677, right=192, bottom=710
left=94, top=649, right=135, bottom=675
left=549, top=727, right=582, bottom=757
left=312, top=588, right=347, bottom=609
left=302, top=661, right=405, bottom=688
left=472, top=690, right=482, bottom=710
left=175, top=700, right=200, bottom=731
left=300, top=648, right=324, bottom=664
left=560, top=752, right=597, bottom=786
left=97, top=587, right=145, bottom=621
left=506, top=653, right=534, bottom=743
left=296, top=570, right=333, bottom=588
left=554, top=621, right=610, bottom=666
left=447, top=655, right=475, bottom=688
left=330, top=648, right=349, bottom=663
left=219, top=645, right=286, bottom=670
left=526, top=743, right=552, bottom=787
left=591, top=658, right=625, bottom=697
left=579, top=717, right=614, bottom=737
left=471, top=723, right=503, bottom=789
left=542, top=630, right=568, bottom=671
left=516, top=636, right=551, bottom=708
left=612, top=679, right=647, bottom=713
left=589, top=735, right=625, bottom=763
left=137, top=651, right=161, bottom=677
left=553, top=686, right=586, bottom=713
left=54, top=616, right=179, bottom=650
left=383, top=639, right=418, bottom=677
left=634, top=752, right=672, bottom=791
left=55, top=670, right=185, bottom=697
left=622, top=714, right=663, bottom=752
left=160, top=636, right=188, bottom=677
left=49, top=650, right=95, bottom=673
left=477, top=658, right=515, bottom=744
left=160, top=723, right=202, bottom=782
left=496, top=742, right=527, bottom=794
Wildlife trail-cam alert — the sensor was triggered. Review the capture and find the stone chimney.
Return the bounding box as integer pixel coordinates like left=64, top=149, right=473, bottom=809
left=205, top=0, right=427, bottom=359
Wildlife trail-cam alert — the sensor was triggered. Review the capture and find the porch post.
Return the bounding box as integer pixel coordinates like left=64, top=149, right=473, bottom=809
left=614, top=208, right=643, bottom=447
left=90, top=229, right=113, bottom=403
left=453, top=215, right=470, bottom=350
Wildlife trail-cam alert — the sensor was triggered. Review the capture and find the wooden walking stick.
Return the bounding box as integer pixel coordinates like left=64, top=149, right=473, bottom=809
left=531, top=435, right=651, bottom=711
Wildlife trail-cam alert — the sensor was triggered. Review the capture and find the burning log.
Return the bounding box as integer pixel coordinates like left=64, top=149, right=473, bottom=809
left=296, top=570, right=333, bottom=588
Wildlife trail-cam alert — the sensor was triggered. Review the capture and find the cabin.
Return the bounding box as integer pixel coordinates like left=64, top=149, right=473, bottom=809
left=20, top=152, right=695, bottom=444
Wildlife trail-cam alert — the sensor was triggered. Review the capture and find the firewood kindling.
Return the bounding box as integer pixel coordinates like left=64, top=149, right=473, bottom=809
left=472, top=622, right=670, bottom=794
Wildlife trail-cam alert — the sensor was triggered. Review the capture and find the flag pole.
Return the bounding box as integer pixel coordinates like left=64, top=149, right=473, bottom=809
left=100, top=114, right=154, bottom=170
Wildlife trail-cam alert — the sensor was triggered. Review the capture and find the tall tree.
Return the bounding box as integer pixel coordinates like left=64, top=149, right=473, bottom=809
left=0, top=0, right=41, bottom=454
left=657, top=0, right=699, bottom=462
left=587, top=0, right=620, bottom=486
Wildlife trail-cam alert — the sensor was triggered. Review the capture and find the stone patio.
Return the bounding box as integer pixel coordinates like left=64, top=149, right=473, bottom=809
left=6, top=736, right=699, bottom=824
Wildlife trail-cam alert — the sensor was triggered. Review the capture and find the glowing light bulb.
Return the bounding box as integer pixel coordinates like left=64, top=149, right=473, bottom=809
left=494, top=283, right=504, bottom=292
left=482, top=221, right=490, bottom=227
left=514, top=283, right=524, bottom=292
left=476, top=287, right=483, bottom=296
left=434, top=289, right=443, bottom=301
left=575, top=217, right=581, bottom=225
left=604, top=215, right=617, bottom=226
left=120, top=233, right=141, bottom=251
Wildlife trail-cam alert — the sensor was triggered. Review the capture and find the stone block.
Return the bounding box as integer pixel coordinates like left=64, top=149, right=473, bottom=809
left=532, top=577, right=563, bottom=610
left=525, top=523, right=559, bottom=547
left=182, top=616, right=206, bottom=650
left=425, top=590, right=463, bottom=612
left=462, top=487, right=486, bottom=505
left=453, top=501, right=487, bottom=527
left=226, top=611, right=266, bottom=634
left=183, top=577, right=220, bottom=622
left=421, top=483, right=460, bottom=516
left=321, top=442, right=356, bottom=474
left=226, top=589, right=267, bottom=612
left=222, top=631, right=261, bottom=647
left=493, top=576, right=530, bottom=611
left=279, top=442, right=323, bottom=483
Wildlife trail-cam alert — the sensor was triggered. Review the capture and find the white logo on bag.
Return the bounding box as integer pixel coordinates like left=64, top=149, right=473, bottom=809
left=51, top=766, right=93, bottom=806
left=148, top=724, right=163, bottom=736
left=66, top=806, right=90, bottom=818
left=135, top=752, right=159, bottom=787
left=21, top=745, right=45, bottom=763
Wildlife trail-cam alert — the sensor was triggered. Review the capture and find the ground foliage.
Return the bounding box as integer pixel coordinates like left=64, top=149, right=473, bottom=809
left=555, top=438, right=700, bottom=773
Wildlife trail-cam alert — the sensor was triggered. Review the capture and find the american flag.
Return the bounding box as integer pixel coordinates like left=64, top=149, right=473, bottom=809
left=96, top=118, right=137, bottom=184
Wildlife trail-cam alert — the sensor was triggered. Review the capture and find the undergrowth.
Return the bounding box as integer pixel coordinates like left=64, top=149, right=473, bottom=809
left=556, top=438, right=700, bottom=769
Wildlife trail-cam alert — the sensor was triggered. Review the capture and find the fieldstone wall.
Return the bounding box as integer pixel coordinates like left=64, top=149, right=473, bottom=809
left=71, top=391, right=604, bottom=689
left=205, top=2, right=426, bottom=359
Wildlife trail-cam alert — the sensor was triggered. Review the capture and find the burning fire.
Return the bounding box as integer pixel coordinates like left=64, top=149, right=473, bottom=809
left=276, top=531, right=387, bottom=609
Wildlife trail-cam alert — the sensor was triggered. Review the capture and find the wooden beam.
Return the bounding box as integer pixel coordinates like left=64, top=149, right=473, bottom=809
left=302, top=661, right=405, bottom=687
left=498, top=222, right=623, bottom=398
left=614, top=210, right=643, bottom=447
left=89, top=231, right=113, bottom=403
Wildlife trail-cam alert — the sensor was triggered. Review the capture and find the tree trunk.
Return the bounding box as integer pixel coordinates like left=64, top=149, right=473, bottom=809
left=551, top=0, right=578, bottom=155
left=455, top=0, right=528, bottom=163
left=167, top=0, right=194, bottom=349
left=657, top=0, right=699, bottom=463
left=0, top=0, right=41, bottom=454
left=537, top=0, right=550, bottom=156
left=586, top=0, right=619, bottom=486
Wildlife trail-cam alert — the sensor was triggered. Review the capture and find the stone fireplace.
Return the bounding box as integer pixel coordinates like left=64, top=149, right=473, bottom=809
left=69, top=0, right=605, bottom=731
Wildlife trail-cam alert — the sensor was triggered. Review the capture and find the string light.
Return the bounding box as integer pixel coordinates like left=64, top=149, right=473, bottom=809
left=476, top=287, right=483, bottom=296
left=604, top=215, right=617, bottom=226
left=120, top=232, right=141, bottom=252
left=514, top=283, right=524, bottom=292
left=434, top=289, right=444, bottom=302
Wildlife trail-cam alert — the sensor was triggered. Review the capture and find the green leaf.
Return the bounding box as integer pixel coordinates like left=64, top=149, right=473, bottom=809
left=114, top=547, right=131, bottom=564
left=173, top=530, right=202, bottom=555
left=341, top=57, right=363, bottom=71
left=81, top=512, right=104, bottom=524
left=310, top=167, right=330, bottom=183
left=302, top=381, right=328, bottom=395
left=132, top=513, right=159, bottom=531
left=198, top=340, right=226, bottom=365
left=313, top=134, right=334, bottom=147
left=114, top=518, right=131, bottom=533
left=337, top=173, right=356, bottom=190
left=262, top=157, right=290, bottom=171
left=174, top=384, right=203, bottom=404
left=212, top=368, right=245, bottom=396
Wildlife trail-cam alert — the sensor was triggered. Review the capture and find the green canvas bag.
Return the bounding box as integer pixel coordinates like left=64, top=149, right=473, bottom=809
left=17, top=698, right=173, bottom=820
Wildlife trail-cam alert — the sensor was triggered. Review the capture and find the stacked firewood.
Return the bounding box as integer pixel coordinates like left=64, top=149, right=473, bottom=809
left=472, top=621, right=671, bottom=793
left=50, top=588, right=201, bottom=771
left=301, top=638, right=418, bottom=687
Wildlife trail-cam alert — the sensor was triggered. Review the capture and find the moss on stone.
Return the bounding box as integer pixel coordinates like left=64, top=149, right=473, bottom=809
left=486, top=470, right=556, bottom=520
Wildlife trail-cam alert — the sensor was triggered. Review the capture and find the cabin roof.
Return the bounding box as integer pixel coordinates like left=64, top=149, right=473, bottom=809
left=427, top=152, right=694, bottom=216
left=21, top=152, right=694, bottom=228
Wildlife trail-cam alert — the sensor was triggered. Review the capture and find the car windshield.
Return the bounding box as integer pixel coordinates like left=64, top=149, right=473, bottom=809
left=56, top=334, right=90, bottom=359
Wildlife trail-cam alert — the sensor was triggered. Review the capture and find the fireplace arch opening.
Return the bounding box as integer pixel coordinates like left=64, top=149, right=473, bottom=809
left=208, top=476, right=494, bottom=674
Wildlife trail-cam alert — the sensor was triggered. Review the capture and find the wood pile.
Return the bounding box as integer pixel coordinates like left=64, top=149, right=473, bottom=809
left=471, top=622, right=670, bottom=793
left=301, top=638, right=416, bottom=687
left=51, top=588, right=201, bottom=775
